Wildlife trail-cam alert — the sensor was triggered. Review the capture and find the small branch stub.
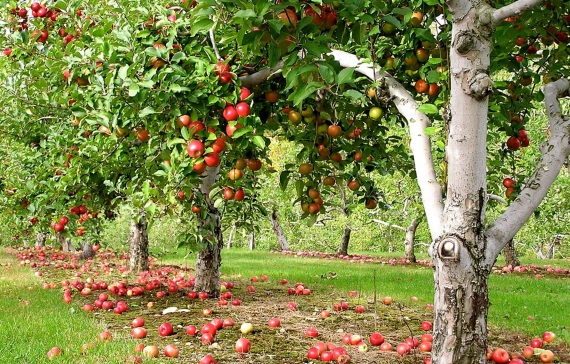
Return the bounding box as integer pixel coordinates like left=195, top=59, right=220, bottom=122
left=439, top=237, right=461, bottom=261
left=463, top=70, right=494, bottom=100
left=454, top=31, right=478, bottom=55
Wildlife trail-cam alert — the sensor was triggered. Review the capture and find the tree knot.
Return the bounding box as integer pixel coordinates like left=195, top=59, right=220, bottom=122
left=463, top=70, right=493, bottom=101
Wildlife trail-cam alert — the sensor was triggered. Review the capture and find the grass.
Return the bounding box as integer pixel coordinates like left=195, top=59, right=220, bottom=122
left=160, top=248, right=570, bottom=343
left=0, top=250, right=137, bottom=364
left=1, top=246, right=569, bottom=363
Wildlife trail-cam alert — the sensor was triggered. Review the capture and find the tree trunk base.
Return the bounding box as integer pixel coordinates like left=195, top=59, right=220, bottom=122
left=129, top=214, right=149, bottom=273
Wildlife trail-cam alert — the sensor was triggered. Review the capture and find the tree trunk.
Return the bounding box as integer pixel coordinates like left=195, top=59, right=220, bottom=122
left=271, top=210, right=290, bottom=251
left=404, top=219, right=419, bottom=263
left=129, top=213, right=149, bottom=273
left=59, top=233, right=76, bottom=252
left=194, top=165, right=223, bottom=298
left=194, top=209, right=223, bottom=298
left=35, top=232, right=46, bottom=247
left=502, top=239, right=520, bottom=267
left=337, top=227, right=351, bottom=256
left=248, top=230, right=255, bottom=250
left=226, top=224, right=235, bottom=249
left=78, top=241, right=95, bottom=260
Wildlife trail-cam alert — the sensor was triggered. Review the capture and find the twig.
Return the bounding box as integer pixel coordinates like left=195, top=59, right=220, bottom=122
left=209, top=28, right=222, bottom=61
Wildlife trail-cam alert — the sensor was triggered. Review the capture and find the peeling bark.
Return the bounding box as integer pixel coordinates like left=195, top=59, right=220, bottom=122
left=404, top=219, right=419, bottom=263
left=35, top=232, right=46, bottom=247
left=248, top=231, right=255, bottom=251
left=502, top=239, right=520, bottom=267
left=59, top=233, right=76, bottom=252
left=78, top=241, right=95, bottom=260
left=129, top=213, right=149, bottom=273
left=271, top=210, right=290, bottom=251
left=337, top=227, right=351, bottom=256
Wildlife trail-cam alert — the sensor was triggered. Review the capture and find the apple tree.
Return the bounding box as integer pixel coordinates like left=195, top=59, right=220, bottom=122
left=3, top=0, right=570, bottom=362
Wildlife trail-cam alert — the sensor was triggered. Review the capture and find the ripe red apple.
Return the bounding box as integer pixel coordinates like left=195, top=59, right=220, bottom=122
left=542, top=331, right=556, bottom=343
left=164, top=344, right=179, bottom=358
left=131, top=327, right=147, bottom=339
left=201, top=323, right=217, bottom=336
left=222, top=318, right=235, bottom=328
left=239, top=87, right=251, bottom=101
left=369, top=332, right=384, bottom=346
left=223, top=105, right=238, bottom=121
left=421, top=334, right=433, bottom=342
left=287, top=301, right=297, bottom=310
left=235, top=102, right=250, bottom=117
left=349, top=334, right=362, bottom=345
left=47, top=347, right=61, bottom=359
left=354, top=305, right=365, bottom=313
left=268, top=317, right=281, bottom=328
left=159, top=322, right=174, bottom=337
left=306, top=327, right=319, bottom=338
left=235, top=337, right=251, bottom=353
left=491, top=348, right=510, bottom=364
left=186, top=325, right=197, bottom=336
left=320, top=310, right=330, bottom=318
left=530, top=338, right=543, bottom=348
left=510, top=359, right=524, bottom=364
left=379, top=342, right=393, bottom=351
left=522, top=346, right=535, bottom=359
left=201, top=332, right=214, bottom=345
left=419, top=341, right=432, bottom=352
left=396, top=343, right=411, bottom=355
left=421, top=321, right=433, bottom=331
left=98, top=331, right=112, bottom=341
left=187, top=139, right=205, bottom=158
left=200, top=354, right=216, bottom=364
left=132, top=318, right=145, bottom=328
left=405, top=337, right=420, bottom=348
left=382, top=296, right=393, bottom=305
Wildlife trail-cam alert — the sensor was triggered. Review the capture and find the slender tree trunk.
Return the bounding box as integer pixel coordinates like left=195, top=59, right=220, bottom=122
left=35, top=232, right=46, bottom=247
left=336, top=183, right=351, bottom=255
left=404, top=219, right=419, bottom=263
left=59, top=233, right=76, bottom=252
left=129, top=213, right=149, bottom=273
left=271, top=210, right=290, bottom=251
left=337, top=227, right=351, bottom=256
left=226, top=224, right=235, bottom=249
left=248, top=230, right=255, bottom=250
left=502, top=239, right=520, bottom=267
left=78, top=241, right=95, bottom=260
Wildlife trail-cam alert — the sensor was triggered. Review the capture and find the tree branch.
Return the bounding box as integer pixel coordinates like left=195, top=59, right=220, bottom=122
left=372, top=219, right=406, bottom=232
left=488, top=193, right=507, bottom=205
left=492, top=0, right=544, bottom=25
left=327, top=50, right=445, bottom=240
left=486, top=78, right=570, bottom=264
left=209, top=29, right=222, bottom=61
left=239, top=60, right=284, bottom=88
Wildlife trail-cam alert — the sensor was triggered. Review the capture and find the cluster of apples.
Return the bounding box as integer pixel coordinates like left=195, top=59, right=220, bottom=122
left=489, top=331, right=557, bottom=363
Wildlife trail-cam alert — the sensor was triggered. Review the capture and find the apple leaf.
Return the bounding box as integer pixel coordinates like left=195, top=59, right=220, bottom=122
left=337, top=68, right=355, bottom=85
left=128, top=83, right=139, bottom=97
left=279, top=171, right=291, bottom=191
left=251, top=136, right=265, bottom=149
left=417, top=104, right=439, bottom=115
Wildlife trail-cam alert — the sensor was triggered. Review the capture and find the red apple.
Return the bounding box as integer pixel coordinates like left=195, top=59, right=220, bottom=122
left=47, top=347, right=61, bottom=359
left=522, top=346, right=535, bottom=359
left=491, top=348, right=510, bottom=364
left=132, top=318, right=145, bottom=328
left=421, top=321, right=433, bottom=331
left=369, top=332, right=384, bottom=346
left=542, top=331, right=556, bottom=343
left=235, top=337, right=251, bottom=353
left=186, top=325, right=197, bottom=336
left=530, top=338, right=543, bottom=348
left=268, top=317, right=281, bottom=328
left=396, top=343, right=411, bottom=355
left=201, top=332, right=214, bottom=345
left=379, top=342, right=393, bottom=351
left=164, top=344, right=179, bottom=358
left=200, top=354, right=216, bottom=364
left=131, top=327, right=147, bottom=339
left=306, top=327, right=319, bottom=338
left=539, top=350, right=555, bottom=363
left=159, top=322, right=174, bottom=337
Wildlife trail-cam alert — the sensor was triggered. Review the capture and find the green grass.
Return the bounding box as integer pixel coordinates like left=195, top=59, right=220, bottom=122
left=161, top=248, right=570, bottom=343
left=0, top=250, right=138, bottom=364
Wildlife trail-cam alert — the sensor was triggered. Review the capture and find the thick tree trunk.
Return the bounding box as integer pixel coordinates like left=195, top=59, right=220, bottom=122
left=502, top=239, right=520, bottom=267
left=129, top=214, right=149, bottom=273
left=271, top=210, right=290, bottom=251
left=35, top=232, right=46, bottom=247
left=194, top=209, right=223, bottom=298
left=78, top=241, right=95, bottom=260
left=59, top=233, right=76, bottom=252
left=337, top=227, right=351, bottom=256
left=194, top=165, right=223, bottom=297
left=404, top=219, right=419, bottom=263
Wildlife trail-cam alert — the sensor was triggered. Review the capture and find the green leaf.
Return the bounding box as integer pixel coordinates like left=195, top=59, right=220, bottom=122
left=139, top=107, right=157, bottom=118
left=191, top=19, right=214, bottom=36
left=233, top=9, right=256, bottom=19
left=343, top=89, right=364, bottom=100
left=417, top=104, right=438, bottom=115
left=252, top=135, right=265, bottom=149
left=170, top=52, right=186, bottom=63
left=167, top=138, right=187, bottom=148
left=317, top=63, right=336, bottom=84
left=279, top=171, right=291, bottom=191
left=118, top=65, right=129, bottom=80
left=231, top=125, right=253, bottom=139
left=383, top=15, right=403, bottom=29
left=337, top=68, right=355, bottom=85
left=128, top=83, right=139, bottom=97
left=424, top=126, right=440, bottom=135
left=142, top=181, right=150, bottom=199
left=306, top=214, right=317, bottom=227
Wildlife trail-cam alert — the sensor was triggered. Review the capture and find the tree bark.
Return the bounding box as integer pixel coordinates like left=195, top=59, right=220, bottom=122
left=194, top=208, right=223, bottom=298
left=404, top=219, right=419, bottom=263
left=59, top=233, right=76, bottom=252
left=502, top=239, right=520, bottom=267
left=129, top=213, right=149, bottom=273
left=194, top=165, right=224, bottom=298
left=78, top=241, right=95, bottom=260
left=248, top=230, right=255, bottom=250
left=35, top=232, right=46, bottom=247
left=337, top=227, right=351, bottom=256
left=271, top=210, right=290, bottom=251
left=226, top=224, right=235, bottom=249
